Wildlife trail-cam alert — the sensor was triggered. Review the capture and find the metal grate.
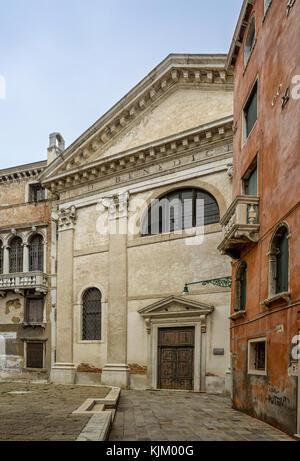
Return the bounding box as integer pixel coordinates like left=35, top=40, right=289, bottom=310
left=9, top=237, right=23, bottom=273
left=29, top=235, right=44, bottom=272
left=26, top=342, right=44, bottom=369
left=82, top=288, right=102, bottom=340
left=26, top=298, right=44, bottom=323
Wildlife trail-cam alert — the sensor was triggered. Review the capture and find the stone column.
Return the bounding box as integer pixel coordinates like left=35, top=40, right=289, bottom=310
left=101, top=192, right=130, bottom=388
left=3, top=246, right=9, bottom=274
left=23, top=244, right=29, bottom=273
left=50, top=206, right=76, bottom=384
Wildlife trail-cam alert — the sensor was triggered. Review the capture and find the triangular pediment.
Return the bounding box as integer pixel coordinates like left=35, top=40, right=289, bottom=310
left=40, top=54, right=233, bottom=185
left=138, top=296, right=214, bottom=318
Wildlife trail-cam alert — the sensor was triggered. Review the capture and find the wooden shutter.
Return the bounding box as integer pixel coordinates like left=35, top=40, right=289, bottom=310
left=245, top=82, right=258, bottom=138
left=240, top=265, right=247, bottom=310
left=26, top=298, right=44, bottom=323
left=276, top=230, right=289, bottom=293
left=26, top=342, right=44, bottom=369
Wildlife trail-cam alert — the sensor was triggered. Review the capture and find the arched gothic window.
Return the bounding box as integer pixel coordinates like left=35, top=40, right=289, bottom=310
left=142, top=188, right=220, bottom=236
left=269, top=224, right=289, bottom=296
left=9, top=237, right=23, bottom=273
left=29, top=234, right=44, bottom=272
left=82, top=288, right=102, bottom=340
left=235, top=261, right=247, bottom=312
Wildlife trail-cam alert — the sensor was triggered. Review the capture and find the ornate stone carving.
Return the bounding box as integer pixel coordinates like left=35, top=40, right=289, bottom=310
left=56, top=206, right=77, bottom=231
left=101, top=192, right=129, bottom=221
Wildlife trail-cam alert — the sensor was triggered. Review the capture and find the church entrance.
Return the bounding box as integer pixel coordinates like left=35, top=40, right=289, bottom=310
left=158, top=327, right=194, bottom=390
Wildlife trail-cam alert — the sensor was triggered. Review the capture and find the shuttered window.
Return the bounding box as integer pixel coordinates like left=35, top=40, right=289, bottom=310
left=142, top=188, right=220, bottom=236
left=244, top=81, right=258, bottom=139
left=26, top=342, right=44, bottom=369
left=82, top=288, right=102, bottom=340
left=29, top=235, right=44, bottom=272
left=276, top=229, right=289, bottom=294
left=9, top=237, right=23, bottom=273
left=26, top=298, right=44, bottom=324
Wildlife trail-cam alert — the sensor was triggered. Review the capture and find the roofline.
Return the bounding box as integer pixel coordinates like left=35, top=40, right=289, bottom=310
left=226, top=0, right=256, bottom=70
left=43, top=53, right=231, bottom=180
left=0, top=160, right=47, bottom=176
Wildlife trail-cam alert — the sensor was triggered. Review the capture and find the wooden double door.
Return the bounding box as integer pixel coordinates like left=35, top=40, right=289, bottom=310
left=158, top=327, right=194, bottom=390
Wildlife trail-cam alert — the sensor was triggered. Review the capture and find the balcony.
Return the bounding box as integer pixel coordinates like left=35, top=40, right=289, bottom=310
left=0, top=272, right=48, bottom=295
left=218, top=195, right=260, bottom=258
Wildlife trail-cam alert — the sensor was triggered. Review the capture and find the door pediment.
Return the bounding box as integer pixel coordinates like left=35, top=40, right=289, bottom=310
left=138, top=295, right=214, bottom=319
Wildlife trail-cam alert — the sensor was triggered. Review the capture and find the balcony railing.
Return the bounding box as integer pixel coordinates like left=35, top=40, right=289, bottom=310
left=0, top=272, right=48, bottom=294
left=218, top=195, right=260, bottom=258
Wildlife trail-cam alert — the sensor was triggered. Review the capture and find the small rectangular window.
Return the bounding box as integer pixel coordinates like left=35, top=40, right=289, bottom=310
left=248, top=338, right=267, bottom=375
left=243, top=81, right=258, bottom=142
left=26, top=342, right=44, bottom=369
left=26, top=298, right=44, bottom=324
left=30, top=184, right=45, bottom=202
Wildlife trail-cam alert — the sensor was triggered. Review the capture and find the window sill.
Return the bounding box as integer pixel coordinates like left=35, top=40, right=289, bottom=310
left=22, top=322, right=47, bottom=329
left=261, top=291, right=291, bottom=307
left=230, top=310, right=246, bottom=321
left=248, top=369, right=267, bottom=376
left=78, top=340, right=103, bottom=344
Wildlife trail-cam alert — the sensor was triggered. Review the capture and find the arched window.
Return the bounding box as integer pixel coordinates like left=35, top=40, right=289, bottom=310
left=244, top=14, right=256, bottom=65
left=82, top=288, right=102, bottom=341
left=235, top=262, right=247, bottom=312
left=0, top=241, right=3, bottom=274
left=29, top=234, right=44, bottom=272
left=9, top=237, right=23, bottom=273
left=269, top=225, right=289, bottom=296
left=142, top=188, right=220, bottom=236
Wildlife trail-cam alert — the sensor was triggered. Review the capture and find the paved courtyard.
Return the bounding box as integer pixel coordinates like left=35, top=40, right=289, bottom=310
left=0, top=381, right=109, bottom=441
left=109, top=390, right=294, bottom=441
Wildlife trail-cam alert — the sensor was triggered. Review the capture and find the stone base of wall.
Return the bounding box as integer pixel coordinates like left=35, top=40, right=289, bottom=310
left=205, top=375, right=226, bottom=394
left=75, top=371, right=102, bottom=386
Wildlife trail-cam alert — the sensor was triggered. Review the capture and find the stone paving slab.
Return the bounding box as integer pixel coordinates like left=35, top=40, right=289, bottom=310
left=109, top=390, right=294, bottom=442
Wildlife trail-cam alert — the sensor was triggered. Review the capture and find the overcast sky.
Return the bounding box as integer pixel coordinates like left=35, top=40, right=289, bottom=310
left=0, top=0, right=242, bottom=170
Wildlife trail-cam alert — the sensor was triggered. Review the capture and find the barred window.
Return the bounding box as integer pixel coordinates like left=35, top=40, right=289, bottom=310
left=82, top=288, right=102, bottom=340
left=9, top=237, right=23, bottom=273
left=0, top=242, right=3, bottom=274
left=142, top=188, right=220, bottom=236
left=29, top=235, right=44, bottom=272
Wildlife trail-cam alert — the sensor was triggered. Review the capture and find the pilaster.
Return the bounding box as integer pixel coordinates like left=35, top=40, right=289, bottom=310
left=101, top=192, right=130, bottom=388
left=50, top=206, right=76, bottom=384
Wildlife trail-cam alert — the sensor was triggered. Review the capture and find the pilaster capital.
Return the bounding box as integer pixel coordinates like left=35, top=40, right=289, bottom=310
left=56, top=206, right=77, bottom=231
left=101, top=192, right=129, bottom=220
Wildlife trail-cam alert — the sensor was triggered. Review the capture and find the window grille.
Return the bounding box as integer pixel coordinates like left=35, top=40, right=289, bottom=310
left=142, top=188, right=220, bottom=236
left=29, top=235, right=44, bottom=272
left=9, top=237, right=23, bottom=273
left=82, top=288, right=102, bottom=340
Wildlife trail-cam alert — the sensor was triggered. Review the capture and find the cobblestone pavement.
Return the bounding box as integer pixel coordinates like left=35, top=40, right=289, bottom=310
left=0, top=381, right=109, bottom=441
left=109, top=390, right=294, bottom=441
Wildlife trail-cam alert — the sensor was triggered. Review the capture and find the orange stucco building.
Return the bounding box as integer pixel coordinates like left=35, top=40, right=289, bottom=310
left=219, top=0, right=300, bottom=435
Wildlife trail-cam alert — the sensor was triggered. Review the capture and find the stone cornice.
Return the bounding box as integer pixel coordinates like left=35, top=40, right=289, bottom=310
left=42, top=116, right=233, bottom=195
left=40, top=54, right=233, bottom=183
left=0, top=161, right=46, bottom=185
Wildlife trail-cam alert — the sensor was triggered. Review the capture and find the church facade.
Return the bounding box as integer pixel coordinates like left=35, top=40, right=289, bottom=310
left=39, top=54, right=234, bottom=392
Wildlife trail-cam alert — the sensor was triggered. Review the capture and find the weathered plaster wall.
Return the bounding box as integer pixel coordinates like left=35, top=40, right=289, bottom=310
left=230, top=0, right=300, bottom=434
